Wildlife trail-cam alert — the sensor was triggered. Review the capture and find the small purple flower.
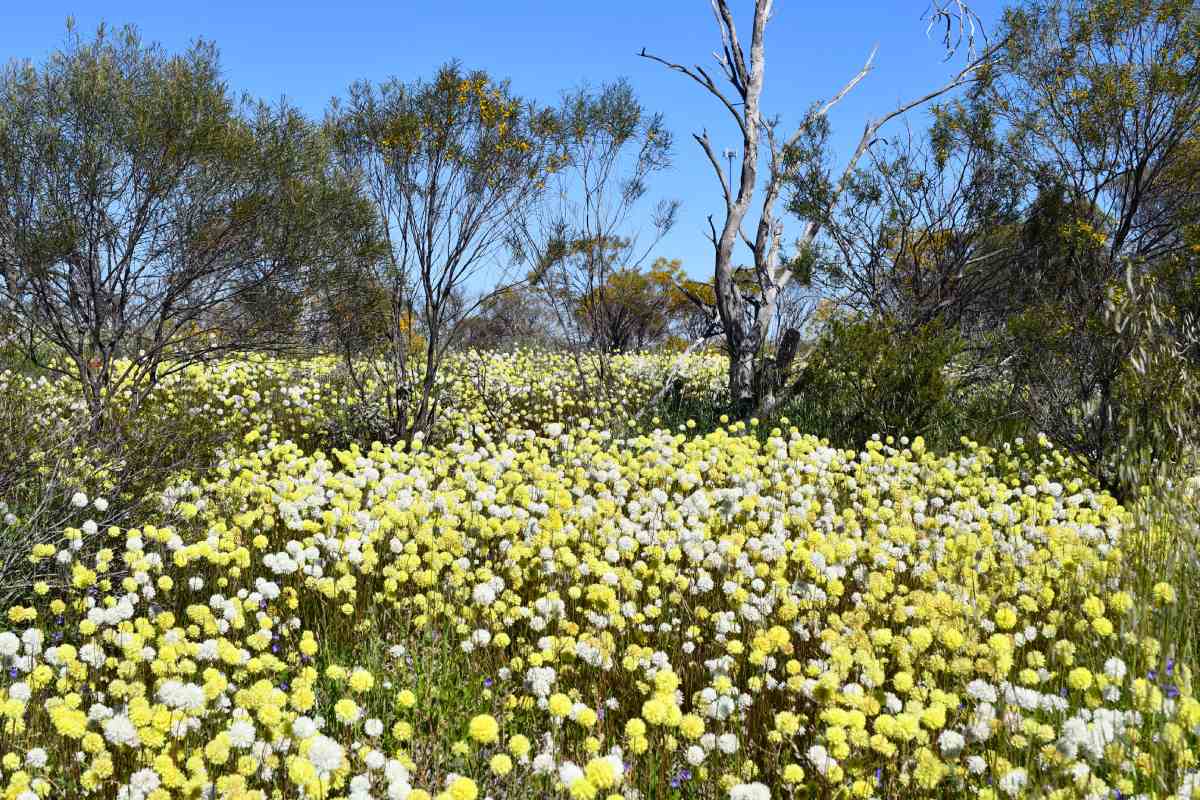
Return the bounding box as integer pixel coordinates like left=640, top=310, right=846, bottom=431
left=483, top=678, right=493, bottom=688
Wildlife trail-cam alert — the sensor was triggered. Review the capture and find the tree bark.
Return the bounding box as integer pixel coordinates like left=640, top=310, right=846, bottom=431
left=729, top=338, right=758, bottom=417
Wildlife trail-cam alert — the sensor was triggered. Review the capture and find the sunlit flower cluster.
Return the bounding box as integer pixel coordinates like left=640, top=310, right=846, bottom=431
left=0, top=354, right=1196, bottom=798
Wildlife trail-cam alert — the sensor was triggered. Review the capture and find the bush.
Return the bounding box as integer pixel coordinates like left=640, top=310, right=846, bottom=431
left=785, top=316, right=962, bottom=449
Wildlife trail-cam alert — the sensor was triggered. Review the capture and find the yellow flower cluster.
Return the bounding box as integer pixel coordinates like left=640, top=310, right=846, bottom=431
left=0, top=354, right=1196, bottom=799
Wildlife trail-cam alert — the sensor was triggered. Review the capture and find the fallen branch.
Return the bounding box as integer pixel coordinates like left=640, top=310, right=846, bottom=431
left=629, top=323, right=725, bottom=430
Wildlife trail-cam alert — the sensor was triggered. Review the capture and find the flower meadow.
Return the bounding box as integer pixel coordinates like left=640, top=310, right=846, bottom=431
left=0, top=353, right=1198, bottom=800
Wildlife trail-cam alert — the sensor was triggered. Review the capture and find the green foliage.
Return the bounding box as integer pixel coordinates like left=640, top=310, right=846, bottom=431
left=568, top=256, right=696, bottom=352
left=517, top=79, right=678, bottom=359
left=323, top=62, right=560, bottom=442
left=797, top=0, right=1200, bottom=494
left=785, top=316, right=962, bottom=450
left=0, top=23, right=373, bottom=428
left=1123, top=471, right=1200, bottom=673
left=1106, top=266, right=1200, bottom=489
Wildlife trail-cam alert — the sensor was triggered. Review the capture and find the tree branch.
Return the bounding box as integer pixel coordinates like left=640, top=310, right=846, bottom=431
left=785, top=46, right=878, bottom=153
left=638, top=48, right=749, bottom=138
left=710, top=0, right=754, bottom=94
left=799, top=44, right=1001, bottom=247
left=694, top=130, right=734, bottom=210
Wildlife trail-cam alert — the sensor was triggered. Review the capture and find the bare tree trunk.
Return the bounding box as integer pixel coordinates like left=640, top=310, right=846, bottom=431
left=729, top=339, right=758, bottom=416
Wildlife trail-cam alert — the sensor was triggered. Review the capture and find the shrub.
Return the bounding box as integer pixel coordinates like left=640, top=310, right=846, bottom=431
left=785, top=316, right=962, bottom=449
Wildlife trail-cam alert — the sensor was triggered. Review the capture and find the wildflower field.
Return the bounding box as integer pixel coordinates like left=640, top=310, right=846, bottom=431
left=0, top=352, right=1198, bottom=800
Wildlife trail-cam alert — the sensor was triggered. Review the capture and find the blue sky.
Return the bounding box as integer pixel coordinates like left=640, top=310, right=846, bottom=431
left=2, top=0, right=1005, bottom=281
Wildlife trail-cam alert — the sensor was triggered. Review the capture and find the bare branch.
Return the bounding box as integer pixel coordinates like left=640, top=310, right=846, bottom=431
left=799, top=45, right=1001, bottom=247
left=638, top=48, right=748, bottom=138
left=785, top=46, right=878, bottom=152
left=710, top=0, right=754, bottom=94
left=695, top=131, right=734, bottom=210
left=923, top=0, right=988, bottom=60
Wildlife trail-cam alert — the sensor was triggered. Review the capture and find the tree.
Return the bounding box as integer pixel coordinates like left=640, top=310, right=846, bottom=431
left=325, top=63, right=559, bottom=442
left=641, top=0, right=999, bottom=417
left=808, top=0, right=1200, bottom=487
left=804, top=122, right=1023, bottom=333
left=514, top=80, right=676, bottom=405
left=455, top=284, right=548, bottom=350
left=0, top=23, right=368, bottom=427
left=985, top=0, right=1200, bottom=487
left=996, top=0, right=1200, bottom=268
left=573, top=256, right=695, bottom=352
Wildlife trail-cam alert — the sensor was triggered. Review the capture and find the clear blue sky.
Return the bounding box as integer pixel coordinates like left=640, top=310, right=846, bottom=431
left=2, top=0, right=1005, bottom=282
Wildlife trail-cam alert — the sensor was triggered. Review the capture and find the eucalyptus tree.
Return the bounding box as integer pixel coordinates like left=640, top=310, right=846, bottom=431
left=987, top=0, right=1200, bottom=486
left=798, top=0, right=1200, bottom=486
left=325, top=64, right=559, bottom=442
left=515, top=80, right=678, bottom=400
left=0, top=23, right=368, bottom=427
left=803, top=121, right=1024, bottom=333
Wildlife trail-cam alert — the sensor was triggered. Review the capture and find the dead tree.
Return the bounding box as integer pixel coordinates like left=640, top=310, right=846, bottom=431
left=641, top=0, right=998, bottom=417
